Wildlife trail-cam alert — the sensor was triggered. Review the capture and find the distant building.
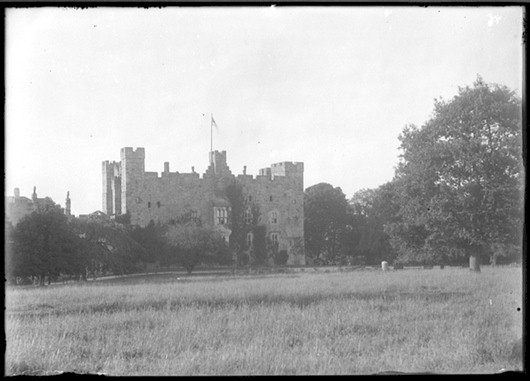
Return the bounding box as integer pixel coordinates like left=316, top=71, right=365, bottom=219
left=77, top=210, right=109, bottom=222
left=5, top=187, right=71, bottom=225
left=102, top=148, right=305, bottom=265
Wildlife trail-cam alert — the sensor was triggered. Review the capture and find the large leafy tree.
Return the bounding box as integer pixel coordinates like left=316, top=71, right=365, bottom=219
left=304, top=183, right=350, bottom=264
left=165, top=222, right=229, bottom=274
left=129, top=220, right=167, bottom=265
left=70, top=218, right=147, bottom=277
left=9, top=208, right=83, bottom=285
left=349, top=182, right=400, bottom=265
left=387, top=76, right=524, bottom=270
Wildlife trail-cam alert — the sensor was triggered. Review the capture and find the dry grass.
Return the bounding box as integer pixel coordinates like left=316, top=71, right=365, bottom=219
left=5, top=266, right=523, bottom=375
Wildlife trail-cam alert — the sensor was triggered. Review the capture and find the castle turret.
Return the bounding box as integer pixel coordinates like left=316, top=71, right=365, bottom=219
left=209, top=150, right=228, bottom=175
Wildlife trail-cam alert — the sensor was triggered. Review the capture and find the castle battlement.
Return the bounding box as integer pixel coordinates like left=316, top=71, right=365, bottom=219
left=103, top=147, right=306, bottom=265
left=121, top=147, right=145, bottom=159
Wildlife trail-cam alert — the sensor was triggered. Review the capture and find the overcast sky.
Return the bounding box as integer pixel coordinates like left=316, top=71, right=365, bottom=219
left=5, top=6, right=524, bottom=215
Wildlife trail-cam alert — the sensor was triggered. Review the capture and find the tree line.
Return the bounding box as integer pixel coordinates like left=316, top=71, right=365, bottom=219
left=304, top=77, right=524, bottom=270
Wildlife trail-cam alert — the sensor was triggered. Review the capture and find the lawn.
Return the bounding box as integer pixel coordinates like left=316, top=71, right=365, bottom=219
left=5, top=266, right=523, bottom=375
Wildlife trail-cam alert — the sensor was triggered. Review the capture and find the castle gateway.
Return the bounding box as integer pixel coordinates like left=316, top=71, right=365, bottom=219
left=102, top=148, right=305, bottom=265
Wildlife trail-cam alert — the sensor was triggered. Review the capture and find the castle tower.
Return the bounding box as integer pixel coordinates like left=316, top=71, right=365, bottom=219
left=102, top=161, right=122, bottom=215
left=120, top=147, right=145, bottom=216
left=271, top=162, right=304, bottom=191
left=102, top=161, right=113, bottom=215
left=209, top=150, right=228, bottom=175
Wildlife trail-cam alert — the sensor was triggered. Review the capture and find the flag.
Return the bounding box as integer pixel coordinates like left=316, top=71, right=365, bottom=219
left=211, top=115, right=218, bottom=129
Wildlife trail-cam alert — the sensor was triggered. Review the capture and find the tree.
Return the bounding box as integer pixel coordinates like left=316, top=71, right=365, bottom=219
left=224, top=179, right=261, bottom=268
left=224, top=180, right=246, bottom=266
left=164, top=222, right=227, bottom=274
left=304, top=183, right=350, bottom=264
left=387, top=76, right=524, bottom=270
left=70, top=218, right=147, bottom=277
left=253, top=225, right=269, bottom=266
left=349, top=182, right=399, bottom=265
left=129, top=220, right=167, bottom=265
left=10, top=208, right=82, bottom=285
left=5, top=217, right=20, bottom=284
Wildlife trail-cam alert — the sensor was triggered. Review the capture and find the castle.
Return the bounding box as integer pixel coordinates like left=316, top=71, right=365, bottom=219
left=102, top=148, right=305, bottom=265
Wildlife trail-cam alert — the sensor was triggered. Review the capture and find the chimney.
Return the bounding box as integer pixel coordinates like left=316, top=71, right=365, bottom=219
left=65, top=191, right=71, bottom=217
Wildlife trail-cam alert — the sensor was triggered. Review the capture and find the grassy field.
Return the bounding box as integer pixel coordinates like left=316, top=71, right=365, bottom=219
left=5, top=266, right=523, bottom=375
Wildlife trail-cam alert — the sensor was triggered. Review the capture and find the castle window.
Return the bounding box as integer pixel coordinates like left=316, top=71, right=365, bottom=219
left=246, top=232, right=253, bottom=248
left=245, top=208, right=252, bottom=225
left=191, top=210, right=198, bottom=219
left=215, top=207, right=228, bottom=225
left=270, top=211, right=279, bottom=225
left=270, top=232, right=280, bottom=245
left=148, top=202, right=151, bottom=208
left=157, top=201, right=161, bottom=208
left=269, top=195, right=273, bottom=202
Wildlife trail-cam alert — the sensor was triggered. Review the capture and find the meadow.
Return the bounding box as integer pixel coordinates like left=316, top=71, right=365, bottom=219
left=5, top=266, right=523, bottom=375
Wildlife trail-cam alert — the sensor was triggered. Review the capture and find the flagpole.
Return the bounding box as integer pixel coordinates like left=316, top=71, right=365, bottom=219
left=210, top=113, right=213, bottom=155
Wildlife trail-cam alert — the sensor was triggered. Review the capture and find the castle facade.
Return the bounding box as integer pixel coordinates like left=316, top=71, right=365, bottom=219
left=102, top=148, right=305, bottom=265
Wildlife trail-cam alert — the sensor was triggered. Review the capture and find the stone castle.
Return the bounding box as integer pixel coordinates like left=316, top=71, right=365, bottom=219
left=102, top=148, right=305, bottom=265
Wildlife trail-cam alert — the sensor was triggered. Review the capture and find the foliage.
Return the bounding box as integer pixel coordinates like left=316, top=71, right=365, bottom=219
left=386, top=76, right=524, bottom=268
left=8, top=209, right=84, bottom=285
left=164, top=221, right=228, bottom=274
left=169, top=208, right=203, bottom=226
left=5, top=218, right=19, bottom=284
left=224, top=180, right=246, bottom=264
left=304, top=183, right=350, bottom=264
left=249, top=225, right=267, bottom=266
left=70, top=218, right=147, bottom=277
left=348, top=182, right=400, bottom=264
left=274, top=250, right=289, bottom=266
left=129, top=220, right=167, bottom=264
left=224, top=179, right=261, bottom=267
left=114, top=212, right=131, bottom=225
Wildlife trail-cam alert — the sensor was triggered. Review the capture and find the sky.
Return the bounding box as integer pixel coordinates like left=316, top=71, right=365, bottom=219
left=5, top=6, right=524, bottom=216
